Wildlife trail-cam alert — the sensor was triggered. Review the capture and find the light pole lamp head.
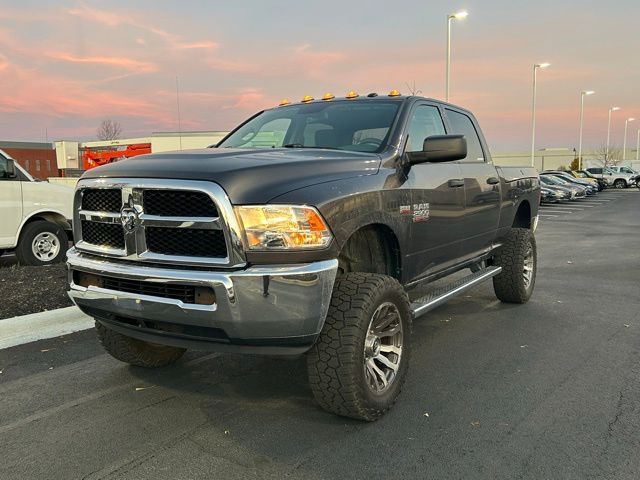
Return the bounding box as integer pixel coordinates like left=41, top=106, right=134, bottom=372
left=627, top=117, right=635, bottom=122
left=535, top=62, right=551, bottom=69
left=582, top=90, right=595, bottom=96
left=610, top=106, right=621, bottom=112
left=449, top=10, right=468, bottom=20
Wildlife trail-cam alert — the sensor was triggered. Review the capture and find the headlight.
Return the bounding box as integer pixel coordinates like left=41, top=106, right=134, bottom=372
left=235, top=205, right=332, bottom=250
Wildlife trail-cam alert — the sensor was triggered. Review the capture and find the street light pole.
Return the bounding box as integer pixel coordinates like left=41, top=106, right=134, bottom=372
left=623, top=118, right=635, bottom=161
left=578, top=90, right=594, bottom=170
left=637, top=129, right=640, bottom=162
left=606, top=107, right=620, bottom=164
left=530, top=63, right=550, bottom=168
left=446, top=10, right=468, bottom=102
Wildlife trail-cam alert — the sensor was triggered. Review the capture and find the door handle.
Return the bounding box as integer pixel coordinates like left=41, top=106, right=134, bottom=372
left=487, top=177, right=500, bottom=185
left=448, top=179, right=465, bottom=188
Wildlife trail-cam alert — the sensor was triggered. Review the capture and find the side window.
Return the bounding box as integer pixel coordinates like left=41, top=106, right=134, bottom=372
left=406, top=105, right=446, bottom=152
left=0, top=157, right=16, bottom=181
left=445, top=109, right=485, bottom=162
left=0, top=157, right=8, bottom=179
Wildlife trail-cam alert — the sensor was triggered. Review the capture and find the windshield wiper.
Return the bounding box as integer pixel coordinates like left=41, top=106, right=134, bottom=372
left=282, top=144, right=340, bottom=150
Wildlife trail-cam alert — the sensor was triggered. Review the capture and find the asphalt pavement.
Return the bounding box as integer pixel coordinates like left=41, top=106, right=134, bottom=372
left=1, top=189, right=638, bottom=480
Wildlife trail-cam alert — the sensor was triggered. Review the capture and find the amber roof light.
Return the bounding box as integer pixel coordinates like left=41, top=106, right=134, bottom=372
left=388, top=89, right=401, bottom=97
left=345, top=90, right=359, bottom=99
left=322, top=93, right=335, bottom=101
left=279, top=98, right=290, bottom=106
left=301, top=95, right=314, bottom=103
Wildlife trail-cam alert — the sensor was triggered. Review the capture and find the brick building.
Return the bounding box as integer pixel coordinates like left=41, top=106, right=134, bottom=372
left=0, top=141, right=58, bottom=180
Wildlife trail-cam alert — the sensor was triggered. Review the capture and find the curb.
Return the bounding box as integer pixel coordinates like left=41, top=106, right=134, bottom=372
left=0, top=306, right=93, bottom=350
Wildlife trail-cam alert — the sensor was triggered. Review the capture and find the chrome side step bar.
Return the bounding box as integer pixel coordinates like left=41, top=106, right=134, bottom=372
left=410, top=266, right=502, bottom=319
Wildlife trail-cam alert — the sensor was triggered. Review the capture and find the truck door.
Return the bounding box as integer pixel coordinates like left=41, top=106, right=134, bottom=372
left=404, top=103, right=465, bottom=282
left=0, top=156, right=23, bottom=249
left=444, top=108, right=501, bottom=259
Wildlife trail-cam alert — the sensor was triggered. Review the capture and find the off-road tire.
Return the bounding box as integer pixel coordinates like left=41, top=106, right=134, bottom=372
left=307, top=273, right=411, bottom=421
left=96, top=321, right=186, bottom=367
left=492, top=227, right=537, bottom=304
left=16, top=221, right=68, bottom=266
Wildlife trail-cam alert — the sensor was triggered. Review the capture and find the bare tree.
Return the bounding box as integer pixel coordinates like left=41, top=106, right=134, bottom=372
left=590, top=144, right=623, bottom=167
left=97, top=119, right=122, bottom=141
left=404, top=81, right=422, bottom=96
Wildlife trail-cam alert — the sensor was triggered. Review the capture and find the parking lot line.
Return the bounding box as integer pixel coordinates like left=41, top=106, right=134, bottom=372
left=540, top=207, right=585, bottom=211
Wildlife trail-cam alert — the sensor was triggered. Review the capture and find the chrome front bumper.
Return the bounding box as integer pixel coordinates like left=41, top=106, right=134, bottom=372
left=67, top=248, right=338, bottom=354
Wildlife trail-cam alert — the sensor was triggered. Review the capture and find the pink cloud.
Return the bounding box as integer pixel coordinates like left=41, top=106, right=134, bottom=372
left=176, top=41, right=219, bottom=50
left=47, top=52, right=157, bottom=72
left=67, top=5, right=216, bottom=52
left=207, top=58, right=258, bottom=73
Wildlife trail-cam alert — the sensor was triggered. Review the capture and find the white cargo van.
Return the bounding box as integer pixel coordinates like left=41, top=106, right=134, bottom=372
left=0, top=149, right=73, bottom=265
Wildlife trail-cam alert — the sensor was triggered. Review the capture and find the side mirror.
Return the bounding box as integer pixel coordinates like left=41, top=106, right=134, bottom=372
left=408, top=135, right=467, bottom=165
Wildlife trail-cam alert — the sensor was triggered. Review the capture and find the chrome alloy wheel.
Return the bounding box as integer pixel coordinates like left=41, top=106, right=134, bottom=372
left=363, top=302, right=403, bottom=394
left=31, top=232, right=60, bottom=262
left=523, top=244, right=534, bottom=288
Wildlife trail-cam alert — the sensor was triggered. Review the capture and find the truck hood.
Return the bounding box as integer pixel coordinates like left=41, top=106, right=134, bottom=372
left=83, top=148, right=381, bottom=203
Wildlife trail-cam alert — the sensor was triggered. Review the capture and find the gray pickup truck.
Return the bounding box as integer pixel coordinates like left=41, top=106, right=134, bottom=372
left=67, top=93, right=540, bottom=420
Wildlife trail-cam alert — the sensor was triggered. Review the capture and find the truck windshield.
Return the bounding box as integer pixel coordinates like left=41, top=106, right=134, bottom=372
left=217, top=101, right=400, bottom=153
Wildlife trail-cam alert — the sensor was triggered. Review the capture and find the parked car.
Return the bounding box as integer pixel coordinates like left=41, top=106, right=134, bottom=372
left=546, top=171, right=598, bottom=195
left=540, top=186, right=565, bottom=203
left=541, top=171, right=595, bottom=195
left=539, top=175, right=579, bottom=199
left=585, top=167, right=635, bottom=189
left=0, top=149, right=74, bottom=265
left=607, top=166, right=640, bottom=188
left=572, top=170, right=607, bottom=191
left=66, top=93, right=540, bottom=421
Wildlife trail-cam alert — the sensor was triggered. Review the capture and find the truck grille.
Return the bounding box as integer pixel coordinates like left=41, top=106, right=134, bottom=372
left=143, top=190, right=218, bottom=217
left=81, top=220, right=125, bottom=249
left=76, top=181, right=234, bottom=265
left=81, top=189, right=122, bottom=213
left=146, top=227, right=227, bottom=258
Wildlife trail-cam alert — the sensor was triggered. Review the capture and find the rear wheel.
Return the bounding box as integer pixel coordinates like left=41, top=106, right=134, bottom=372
left=307, top=273, right=411, bottom=421
left=492, top=228, right=537, bottom=303
left=96, top=321, right=186, bottom=367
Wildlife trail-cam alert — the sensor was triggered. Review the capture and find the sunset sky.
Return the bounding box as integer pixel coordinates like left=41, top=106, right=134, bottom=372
left=1, top=0, right=639, bottom=151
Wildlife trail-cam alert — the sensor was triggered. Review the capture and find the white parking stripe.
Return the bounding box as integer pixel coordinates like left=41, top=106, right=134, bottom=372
left=538, top=214, right=559, bottom=218
left=540, top=207, right=585, bottom=211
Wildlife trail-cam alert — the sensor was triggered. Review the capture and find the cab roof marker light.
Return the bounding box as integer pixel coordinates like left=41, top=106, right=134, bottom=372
left=322, top=93, right=335, bottom=101
left=301, top=95, right=314, bottom=103
left=278, top=98, right=291, bottom=106
left=388, top=89, right=401, bottom=97
left=345, top=90, right=359, bottom=99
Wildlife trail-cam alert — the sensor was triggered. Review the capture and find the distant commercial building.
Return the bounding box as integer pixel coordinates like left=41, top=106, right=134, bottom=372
left=0, top=141, right=58, bottom=179
left=54, top=131, right=228, bottom=172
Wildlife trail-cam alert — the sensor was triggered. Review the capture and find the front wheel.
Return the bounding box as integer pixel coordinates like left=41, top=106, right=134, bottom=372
left=491, top=228, right=537, bottom=303
left=307, top=273, right=411, bottom=421
left=16, top=221, right=68, bottom=266
left=613, top=179, right=627, bottom=189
